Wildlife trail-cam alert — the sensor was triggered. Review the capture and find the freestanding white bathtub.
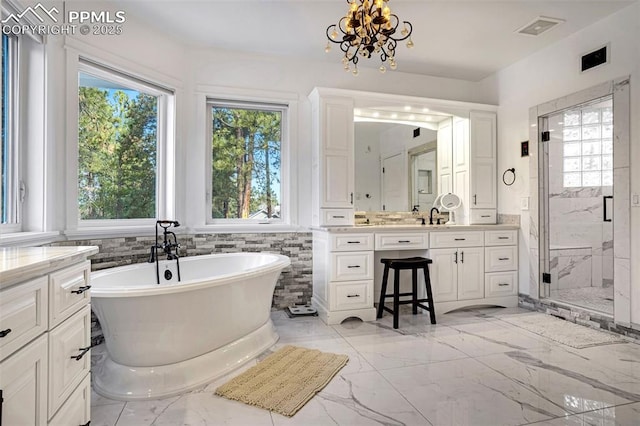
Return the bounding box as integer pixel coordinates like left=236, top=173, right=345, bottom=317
left=90, top=252, right=290, bottom=401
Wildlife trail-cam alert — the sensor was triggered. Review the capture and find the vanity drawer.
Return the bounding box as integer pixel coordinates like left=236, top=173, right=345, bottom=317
left=375, top=232, right=428, bottom=250
left=331, top=280, right=373, bottom=311
left=320, top=209, right=354, bottom=226
left=485, top=271, right=517, bottom=298
left=485, top=246, right=518, bottom=272
left=331, top=252, right=374, bottom=281
left=485, top=230, right=518, bottom=246
left=0, top=277, right=48, bottom=362
left=49, top=261, right=91, bottom=328
left=331, top=233, right=374, bottom=252
left=470, top=209, right=496, bottom=224
left=48, top=305, right=91, bottom=419
left=48, top=373, right=91, bottom=426
left=430, top=231, right=484, bottom=248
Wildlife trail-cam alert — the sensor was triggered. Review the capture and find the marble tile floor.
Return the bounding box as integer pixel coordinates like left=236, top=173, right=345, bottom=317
left=91, top=307, right=640, bottom=426
left=551, top=286, right=614, bottom=315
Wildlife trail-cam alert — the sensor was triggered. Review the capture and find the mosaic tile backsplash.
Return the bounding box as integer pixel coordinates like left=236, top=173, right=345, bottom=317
left=51, top=232, right=312, bottom=309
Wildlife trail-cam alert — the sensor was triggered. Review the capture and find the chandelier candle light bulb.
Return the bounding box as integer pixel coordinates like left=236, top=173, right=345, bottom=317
left=325, top=0, right=413, bottom=74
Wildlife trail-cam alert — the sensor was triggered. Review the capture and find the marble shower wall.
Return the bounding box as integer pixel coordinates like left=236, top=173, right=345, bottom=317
left=51, top=232, right=313, bottom=309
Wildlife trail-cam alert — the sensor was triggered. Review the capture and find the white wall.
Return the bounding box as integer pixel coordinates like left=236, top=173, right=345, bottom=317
left=486, top=2, right=640, bottom=324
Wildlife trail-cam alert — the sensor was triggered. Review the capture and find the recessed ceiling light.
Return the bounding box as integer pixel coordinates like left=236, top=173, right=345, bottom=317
left=516, top=16, right=565, bottom=36
left=409, top=114, right=416, bottom=120
left=391, top=113, right=398, bottom=119
left=404, top=106, right=411, bottom=111
left=422, top=107, right=430, bottom=112
left=354, top=108, right=361, bottom=115
left=373, top=112, right=380, bottom=118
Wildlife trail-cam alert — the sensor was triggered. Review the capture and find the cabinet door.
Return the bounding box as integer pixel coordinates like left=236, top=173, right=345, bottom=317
left=0, top=334, right=47, bottom=426
left=429, top=249, right=458, bottom=302
left=457, top=247, right=485, bottom=300
left=321, top=99, right=354, bottom=208
left=470, top=111, right=497, bottom=209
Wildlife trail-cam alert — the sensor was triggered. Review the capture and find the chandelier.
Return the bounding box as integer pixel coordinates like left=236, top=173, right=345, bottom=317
left=325, top=0, right=414, bottom=75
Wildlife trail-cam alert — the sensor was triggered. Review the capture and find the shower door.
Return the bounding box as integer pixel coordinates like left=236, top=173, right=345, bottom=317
left=540, top=95, right=614, bottom=314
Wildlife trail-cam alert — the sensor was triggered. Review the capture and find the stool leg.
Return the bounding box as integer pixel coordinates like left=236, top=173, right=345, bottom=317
left=412, top=267, right=418, bottom=315
left=393, top=268, right=400, bottom=329
left=423, top=265, right=436, bottom=324
left=377, top=264, right=390, bottom=319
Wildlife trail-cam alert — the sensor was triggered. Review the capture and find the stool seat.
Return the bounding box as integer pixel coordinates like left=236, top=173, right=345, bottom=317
left=380, top=257, right=433, bottom=269
left=377, top=256, right=436, bottom=329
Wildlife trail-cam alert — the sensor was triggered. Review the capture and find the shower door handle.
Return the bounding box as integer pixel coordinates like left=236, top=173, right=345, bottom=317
left=603, top=196, right=613, bottom=222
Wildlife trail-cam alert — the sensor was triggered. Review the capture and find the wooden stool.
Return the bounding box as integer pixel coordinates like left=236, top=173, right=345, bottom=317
left=377, top=257, right=436, bottom=329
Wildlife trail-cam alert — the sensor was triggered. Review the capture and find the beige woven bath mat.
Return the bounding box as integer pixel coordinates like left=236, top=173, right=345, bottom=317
left=215, top=345, right=349, bottom=417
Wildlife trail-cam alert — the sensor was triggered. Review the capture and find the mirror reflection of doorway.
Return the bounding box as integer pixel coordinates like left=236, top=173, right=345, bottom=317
left=540, top=95, right=614, bottom=314
left=381, top=153, right=406, bottom=211
left=409, top=144, right=437, bottom=211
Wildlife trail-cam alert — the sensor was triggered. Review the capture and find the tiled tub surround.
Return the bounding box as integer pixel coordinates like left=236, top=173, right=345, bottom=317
left=51, top=232, right=312, bottom=309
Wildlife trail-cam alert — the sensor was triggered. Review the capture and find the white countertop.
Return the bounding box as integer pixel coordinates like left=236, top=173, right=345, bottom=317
left=313, top=224, right=519, bottom=233
left=0, top=246, right=99, bottom=289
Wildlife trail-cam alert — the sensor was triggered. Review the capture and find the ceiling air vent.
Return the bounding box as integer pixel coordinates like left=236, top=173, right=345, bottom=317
left=581, top=45, right=609, bottom=72
left=516, top=16, right=564, bottom=36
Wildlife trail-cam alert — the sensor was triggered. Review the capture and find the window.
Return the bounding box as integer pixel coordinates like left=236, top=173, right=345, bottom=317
left=77, top=60, right=173, bottom=222
left=208, top=100, right=286, bottom=222
left=562, top=99, right=613, bottom=188
left=1, top=33, right=18, bottom=227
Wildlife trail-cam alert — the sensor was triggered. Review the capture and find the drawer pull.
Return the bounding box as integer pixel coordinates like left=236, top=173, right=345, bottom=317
left=333, top=215, right=345, bottom=219
left=0, top=328, right=12, bottom=338
left=498, top=283, right=510, bottom=287
left=80, top=422, right=91, bottom=426
left=347, top=265, right=361, bottom=269
left=498, top=257, right=510, bottom=261
left=498, top=236, right=509, bottom=240
left=398, top=240, right=411, bottom=243
left=347, top=241, right=361, bottom=244
left=481, top=215, right=491, bottom=218
left=70, top=346, right=92, bottom=361
left=454, top=238, right=465, bottom=241
left=346, top=294, right=361, bottom=298
left=71, top=285, right=92, bottom=295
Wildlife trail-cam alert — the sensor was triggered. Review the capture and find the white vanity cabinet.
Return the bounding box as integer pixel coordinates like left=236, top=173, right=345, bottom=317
left=452, top=111, right=498, bottom=224
left=484, top=230, right=518, bottom=298
left=429, top=232, right=485, bottom=302
left=429, top=229, right=518, bottom=313
left=0, top=247, right=97, bottom=426
left=312, top=232, right=376, bottom=324
left=309, top=88, right=355, bottom=226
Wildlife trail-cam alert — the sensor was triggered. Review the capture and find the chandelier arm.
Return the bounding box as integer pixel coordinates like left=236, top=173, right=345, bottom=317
left=389, top=18, right=412, bottom=41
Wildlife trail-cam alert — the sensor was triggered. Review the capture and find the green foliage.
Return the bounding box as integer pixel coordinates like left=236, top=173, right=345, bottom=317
left=78, top=87, right=157, bottom=220
left=211, top=106, right=281, bottom=219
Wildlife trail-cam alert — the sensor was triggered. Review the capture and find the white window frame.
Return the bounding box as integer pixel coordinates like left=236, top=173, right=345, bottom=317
left=1, top=33, right=20, bottom=232
left=65, top=50, right=177, bottom=233
left=205, top=97, right=292, bottom=226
